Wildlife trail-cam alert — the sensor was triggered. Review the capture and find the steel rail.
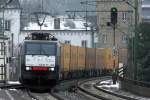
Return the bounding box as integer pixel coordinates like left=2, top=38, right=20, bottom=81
left=78, top=76, right=111, bottom=100
left=94, top=82, right=138, bottom=100
left=78, top=76, right=139, bottom=100
left=26, top=89, right=39, bottom=100
left=0, top=84, right=23, bottom=89
left=50, top=90, right=65, bottom=100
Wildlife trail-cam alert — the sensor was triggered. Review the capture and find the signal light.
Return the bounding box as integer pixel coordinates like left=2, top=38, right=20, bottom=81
left=111, top=7, right=118, bottom=25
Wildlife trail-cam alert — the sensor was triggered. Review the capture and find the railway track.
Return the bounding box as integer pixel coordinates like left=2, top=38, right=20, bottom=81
left=51, top=77, right=126, bottom=100
left=0, top=83, right=59, bottom=100
left=27, top=89, right=57, bottom=100
left=78, top=76, right=145, bottom=100
left=0, top=77, right=149, bottom=100
left=0, top=84, right=23, bottom=89
left=51, top=79, right=99, bottom=100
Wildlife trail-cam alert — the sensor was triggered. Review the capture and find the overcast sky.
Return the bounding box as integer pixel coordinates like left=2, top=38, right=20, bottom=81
left=19, top=0, right=96, bottom=16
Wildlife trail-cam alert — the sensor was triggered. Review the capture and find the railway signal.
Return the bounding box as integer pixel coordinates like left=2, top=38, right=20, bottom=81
left=111, top=7, right=118, bottom=25
left=110, top=7, right=118, bottom=71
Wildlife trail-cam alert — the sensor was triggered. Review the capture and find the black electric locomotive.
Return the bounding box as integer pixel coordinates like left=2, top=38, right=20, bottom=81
left=19, top=33, right=59, bottom=89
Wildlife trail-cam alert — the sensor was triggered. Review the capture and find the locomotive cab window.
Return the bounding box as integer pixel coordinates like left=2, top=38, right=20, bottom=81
left=26, top=43, right=40, bottom=55
left=25, top=42, right=56, bottom=55
left=41, top=44, right=56, bottom=55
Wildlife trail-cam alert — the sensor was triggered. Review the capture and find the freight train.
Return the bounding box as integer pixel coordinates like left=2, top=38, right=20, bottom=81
left=18, top=33, right=128, bottom=89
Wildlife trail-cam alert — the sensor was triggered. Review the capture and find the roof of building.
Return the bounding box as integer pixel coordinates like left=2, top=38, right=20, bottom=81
left=6, top=0, right=20, bottom=9
left=23, top=15, right=95, bottom=31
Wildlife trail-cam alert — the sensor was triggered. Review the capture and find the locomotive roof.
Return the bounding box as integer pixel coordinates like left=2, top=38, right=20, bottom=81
left=23, top=40, right=58, bottom=43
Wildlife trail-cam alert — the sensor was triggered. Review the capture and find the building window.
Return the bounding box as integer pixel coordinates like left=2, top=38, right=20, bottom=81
left=64, top=40, right=71, bottom=44
left=102, top=34, right=107, bottom=43
left=0, top=42, right=5, bottom=55
left=122, top=35, right=128, bottom=44
left=81, top=40, right=87, bottom=47
left=122, top=12, right=127, bottom=21
left=5, top=20, right=11, bottom=31
left=0, top=19, right=3, bottom=32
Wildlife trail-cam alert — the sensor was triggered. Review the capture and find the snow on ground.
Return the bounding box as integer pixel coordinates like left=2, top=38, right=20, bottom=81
left=24, top=15, right=91, bottom=31
left=7, top=81, right=20, bottom=85
left=97, top=80, right=150, bottom=100
left=98, top=80, right=120, bottom=89
left=8, top=89, right=18, bottom=91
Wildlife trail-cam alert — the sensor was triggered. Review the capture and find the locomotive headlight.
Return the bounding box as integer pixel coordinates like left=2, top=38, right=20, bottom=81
left=50, top=68, right=54, bottom=71
left=26, top=67, right=30, bottom=71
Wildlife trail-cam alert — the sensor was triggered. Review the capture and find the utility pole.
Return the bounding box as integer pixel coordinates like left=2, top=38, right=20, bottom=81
left=122, top=0, right=139, bottom=80
left=134, top=0, right=139, bottom=80
left=11, top=33, right=14, bottom=57
left=113, top=24, right=116, bottom=68
left=110, top=7, right=118, bottom=69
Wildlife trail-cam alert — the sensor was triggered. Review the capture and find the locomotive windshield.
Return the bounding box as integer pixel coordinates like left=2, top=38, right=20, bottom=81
left=25, top=42, right=56, bottom=55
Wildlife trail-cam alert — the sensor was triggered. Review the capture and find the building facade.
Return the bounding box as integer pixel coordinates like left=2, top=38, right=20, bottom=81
left=0, top=0, right=21, bottom=81
left=21, top=16, right=98, bottom=48
left=96, top=0, right=141, bottom=49
left=96, top=0, right=142, bottom=79
left=21, top=30, right=96, bottom=48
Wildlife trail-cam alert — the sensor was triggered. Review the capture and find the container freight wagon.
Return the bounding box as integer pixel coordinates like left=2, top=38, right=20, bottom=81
left=118, top=49, right=128, bottom=66
left=60, top=44, right=70, bottom=79
left=60, top=44, right=122, bottom=79
left=60, top=44, right=86, bottom=79
left=85, top=48, right=96, bottom=76
left=70, top=45, right=78, bottom=78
